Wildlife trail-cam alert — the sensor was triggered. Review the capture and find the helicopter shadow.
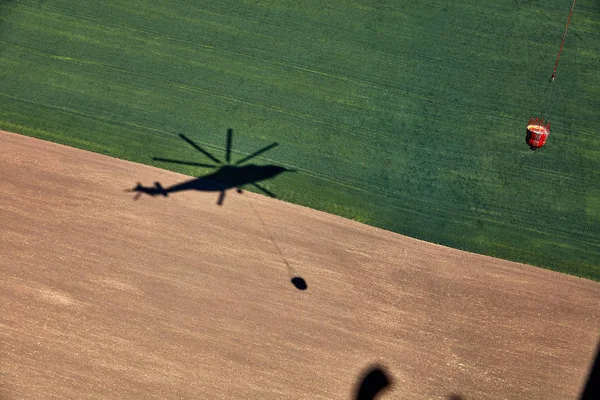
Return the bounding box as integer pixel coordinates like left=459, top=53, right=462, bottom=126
left=127, top=129, right=294, bottom=205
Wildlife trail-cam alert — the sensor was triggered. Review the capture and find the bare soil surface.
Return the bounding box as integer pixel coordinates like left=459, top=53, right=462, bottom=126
left=1, top=130, right=598, bottom=399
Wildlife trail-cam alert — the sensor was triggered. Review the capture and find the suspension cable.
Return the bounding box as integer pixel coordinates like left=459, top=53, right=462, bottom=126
left=551, top=0, right=577, bottom=82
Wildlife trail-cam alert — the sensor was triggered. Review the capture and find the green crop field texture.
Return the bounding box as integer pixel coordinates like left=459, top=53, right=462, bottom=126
left=1, top=0, right=599, bottom=279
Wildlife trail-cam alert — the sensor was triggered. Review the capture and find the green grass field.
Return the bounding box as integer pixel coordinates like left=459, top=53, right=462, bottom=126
left=1, top=0, right=599, bottom=280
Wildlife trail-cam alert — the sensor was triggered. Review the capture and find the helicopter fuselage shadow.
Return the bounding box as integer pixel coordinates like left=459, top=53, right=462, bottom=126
left=166, top=164, right=288, bottom=194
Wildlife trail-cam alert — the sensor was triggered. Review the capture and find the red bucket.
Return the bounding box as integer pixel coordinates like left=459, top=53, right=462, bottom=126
left=526, top=118, right=550, bottom=150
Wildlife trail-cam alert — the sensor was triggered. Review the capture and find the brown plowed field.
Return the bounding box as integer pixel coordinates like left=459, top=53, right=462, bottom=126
left=1, top=130, right=598, bottom=399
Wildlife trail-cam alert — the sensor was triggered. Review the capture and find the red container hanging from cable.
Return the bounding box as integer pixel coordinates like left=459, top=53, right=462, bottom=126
left=526, top=118, right=551, bottom=150
left=526, top=0, right=576, bottom=150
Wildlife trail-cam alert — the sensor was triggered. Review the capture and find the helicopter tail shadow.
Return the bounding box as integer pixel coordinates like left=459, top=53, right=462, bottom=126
left=125, top=182, right=168, bottom=200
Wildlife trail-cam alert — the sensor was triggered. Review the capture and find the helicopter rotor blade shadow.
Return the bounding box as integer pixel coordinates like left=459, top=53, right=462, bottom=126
left=234, top=142, right=279, bottom=166
left=251, top=183, right=277, bottom=198
left=153, top=157, right=217, bottom=168
left=226, top=128, right=233, bottom=165
left=179, top=134, right=222, bottom=164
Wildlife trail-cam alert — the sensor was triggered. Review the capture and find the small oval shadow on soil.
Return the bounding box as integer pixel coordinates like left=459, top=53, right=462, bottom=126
left=291, top=277, right=307, bottom=290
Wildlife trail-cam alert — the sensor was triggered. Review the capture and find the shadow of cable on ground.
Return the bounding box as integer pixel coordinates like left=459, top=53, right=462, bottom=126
left=127, top=129, right=293, bottom=206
